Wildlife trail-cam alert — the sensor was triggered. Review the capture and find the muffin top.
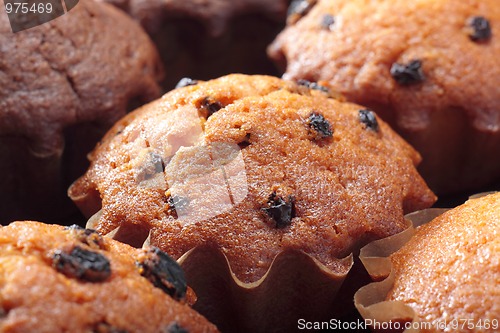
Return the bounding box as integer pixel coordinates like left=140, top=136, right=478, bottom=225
left=0, top=0, right=162, bottom=156
left=268, top=0, right=500, bottom=133
left=387, top=192, right=500, bottom=331
left=102, top=0, right=288, bottom=36
left=0, top=221, right=219, bottom=333
left=69, top=74, right=435, bottom=283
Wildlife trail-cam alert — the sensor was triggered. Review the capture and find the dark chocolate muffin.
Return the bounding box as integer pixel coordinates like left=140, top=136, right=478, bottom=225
left=100, top=0, right=290, bottom=89
left=268, top=0, right=500, bottom=194
left=0, top=0, right=163, bottom=224
left=0, top=221, right=219, bottom=333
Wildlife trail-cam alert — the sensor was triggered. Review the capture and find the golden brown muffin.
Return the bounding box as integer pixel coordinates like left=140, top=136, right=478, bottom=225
left=268, top=0, right=500, bottom=194
left=69, top=74, right=435, bottom=283
left=0, top=0, right=163, bottom=224
left=387, top=192, right=500, bottom=332
left=100, top=0, right=290, bottom=89
left=0, top=221, right=219, bottom=333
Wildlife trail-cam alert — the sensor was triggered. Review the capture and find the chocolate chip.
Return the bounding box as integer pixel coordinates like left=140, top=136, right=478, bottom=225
left=165, top=323, right=189, bottom=333
left=297, top=79, right=330, bottom=93
left=358, top=109, right=379, bottom=132
left=237, top=133, right=251, bottom=149
left=390, top=60, right=425, bottom=85
left=137, top=247, right=187, bottom=301
left=175, top=77, right=198, bottom=89
left=166, top=195, right=189, bottom=218
left=263, top=192, right=295, bottom=228
left=467, top=16, right=492, bottom=42
left=200, top=97, right=222, bottom=118
left=287, top=0, right=316, bottom=24
left=320, top=14, right=335, bottom=30
left=307, top=112, right=333, bottom=140
left=53, top=246, right=111, bottom=282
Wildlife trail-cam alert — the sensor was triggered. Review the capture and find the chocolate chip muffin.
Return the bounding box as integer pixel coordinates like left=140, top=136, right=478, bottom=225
left=0, top=221, right=219, bottom=332
left=100, top=0, right=289, bottom=89
left=268, top=0, right=500, bottom=194
left=69, top=74, right=435, bottom=282
left=386, top=192, right=500, bottom=332
left=0, top=0, right=163, bottom=224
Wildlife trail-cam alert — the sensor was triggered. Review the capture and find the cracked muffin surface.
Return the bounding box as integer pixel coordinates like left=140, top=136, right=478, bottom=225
left=0, top=0, right=163, bottom=224
left=69, top=74, right=435, bottom=283
left=0, top=221, right=219, bottom=333
left=268, top=0, right=500, bottom=194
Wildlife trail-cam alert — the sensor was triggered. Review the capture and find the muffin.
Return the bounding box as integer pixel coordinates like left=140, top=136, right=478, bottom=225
left=69, top=74, right=435, bottom=331
left=268, top=0, right=500, bottom=194
left=0, top=221, right=219, bottom=332
left=100, top=0, right=290, bottom=89
left=355, top=192, right=499, bottom=333
left=0, top=0, right=163, bottom=224
left=385, top=192, right=500, bottom=332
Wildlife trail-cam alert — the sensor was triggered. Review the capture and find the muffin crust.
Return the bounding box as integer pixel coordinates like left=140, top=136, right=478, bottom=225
left=70, top=74, right=436, bottom=283
left=0, top=221, right=219, bottom=333
left=268, top=0, right=500, bottom=193
left=387, top=193, right=500, bottom=332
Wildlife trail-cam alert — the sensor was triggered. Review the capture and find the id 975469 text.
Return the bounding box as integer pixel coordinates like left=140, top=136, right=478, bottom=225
left=4, top=1, right=52, bottom=13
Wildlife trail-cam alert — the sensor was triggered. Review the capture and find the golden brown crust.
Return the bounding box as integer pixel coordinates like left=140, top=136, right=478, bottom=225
left=388, top=193, right=500, bottom=332
left=0, top=221, right=219, bottom=333
left=69, top=74, right=435, bottom=283
left=268, top=0, right=500, bottom=194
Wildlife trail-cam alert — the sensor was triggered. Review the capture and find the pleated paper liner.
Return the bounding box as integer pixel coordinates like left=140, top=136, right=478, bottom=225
left=87, top=200, right=469, bottom=333
left=354, top=192, right=496, bottom=333
left=88, top=214, right=373, bottom=332
left=177, top=245, right=353, bottom=333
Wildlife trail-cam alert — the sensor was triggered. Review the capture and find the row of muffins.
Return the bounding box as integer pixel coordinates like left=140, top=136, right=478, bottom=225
left=1, top=192, right=498, bottom=332
left=1, top=0, right=499, bottom=225
left=0, top=1, right=499, bottom=223
left=1, top=0, right=499, bottom=332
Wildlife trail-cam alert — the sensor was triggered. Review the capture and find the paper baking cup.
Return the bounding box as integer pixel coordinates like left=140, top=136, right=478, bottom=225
left=354, top=192, right=496, bottom=333
left=87, top=203, right=450, bottom=333
left=177, top=245, right=354, bottom=333
left=95, top=217, right=359, bottom=333
left=354, top=209, right=446, bottom=333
